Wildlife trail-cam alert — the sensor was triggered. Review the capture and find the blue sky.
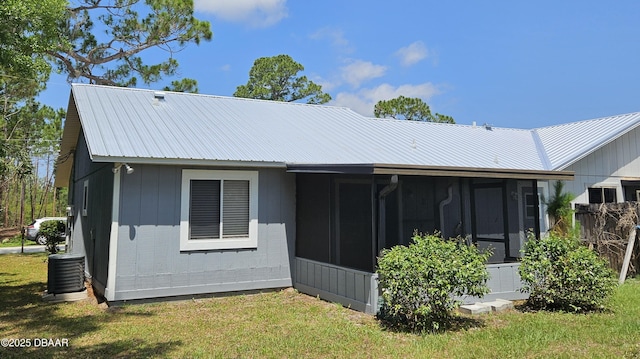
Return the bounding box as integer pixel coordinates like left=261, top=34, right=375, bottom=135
left=41, top=0, right=640, bottom=128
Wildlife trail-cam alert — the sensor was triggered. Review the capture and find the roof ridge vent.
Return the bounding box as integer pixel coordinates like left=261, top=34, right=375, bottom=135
left=484, top=123, right=492, bottom=130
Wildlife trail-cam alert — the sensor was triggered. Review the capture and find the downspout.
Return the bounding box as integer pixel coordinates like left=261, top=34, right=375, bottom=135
left=378, top=175, right=399, bottom=254
left=439, top=185, right=454, bottom=238
left=105, top=167, right=122, bottom=302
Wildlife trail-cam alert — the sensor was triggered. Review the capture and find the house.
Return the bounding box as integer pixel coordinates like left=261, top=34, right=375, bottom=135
left=55, top=84, right=633, bottom=314
left=532, top=112, right=640, bottom=205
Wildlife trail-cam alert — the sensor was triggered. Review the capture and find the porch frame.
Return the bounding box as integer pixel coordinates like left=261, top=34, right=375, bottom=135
left=294, top=257, right=379, bottom=314
left=294, top=257, right=528, bottom=314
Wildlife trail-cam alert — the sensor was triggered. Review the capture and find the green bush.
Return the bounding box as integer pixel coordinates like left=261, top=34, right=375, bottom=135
left=519, top=232, right=616, bottom=312
left=544, top=181, right=577, bottom=236
left=376, top=233, right=491, bottom=332
left=39, top=219, right=66, bottom=254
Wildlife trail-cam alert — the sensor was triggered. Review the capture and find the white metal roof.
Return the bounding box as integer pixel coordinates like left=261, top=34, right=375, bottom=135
left=534, top=112, right=640, bottom=170
left=55, top=84, right=640, bottom=185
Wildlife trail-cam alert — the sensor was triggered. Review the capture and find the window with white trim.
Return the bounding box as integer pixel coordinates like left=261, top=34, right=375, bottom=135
left=180, top=169, right=258, bottom=250
left=588, top=187, right=617, bottom=204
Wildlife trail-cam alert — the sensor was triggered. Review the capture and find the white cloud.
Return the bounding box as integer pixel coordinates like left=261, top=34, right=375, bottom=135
left=220, top=64, right=231, bottom=71
left=331, top=92, right=372, bottom=115
left=395, top=41, right=429, bottom=67
left=309, top=27, right=350, bottom=49
left=194, top=0, right=288, bottom=28
left=340, top=60, right=387, bottom=88
left=330, top=83, right=440, bottom=117
left=313, top=76, right=337, bottom=92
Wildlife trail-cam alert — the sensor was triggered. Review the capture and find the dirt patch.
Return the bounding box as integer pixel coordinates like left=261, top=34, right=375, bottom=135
left=0, top=227, right=21, bottom=241
left=280, top=287, right=376, bottom=325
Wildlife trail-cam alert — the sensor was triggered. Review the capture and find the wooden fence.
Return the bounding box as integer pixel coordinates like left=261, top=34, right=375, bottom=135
left=575, top=202, right=640, bottom=276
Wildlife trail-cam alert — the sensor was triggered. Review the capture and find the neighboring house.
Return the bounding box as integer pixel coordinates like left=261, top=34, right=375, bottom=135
left=55, top=84, right=634, bottom=314
left=533, top=112, right=640, bottom=205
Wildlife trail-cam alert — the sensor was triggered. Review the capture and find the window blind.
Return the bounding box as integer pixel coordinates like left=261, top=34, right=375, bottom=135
left=189, top=180, right=221, bottom=240
left=222, top=180, right=250, bottom=238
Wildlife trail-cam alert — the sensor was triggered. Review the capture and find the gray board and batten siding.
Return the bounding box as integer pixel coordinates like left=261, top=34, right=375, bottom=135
left=294, top=257, right=379, bottom=314
left=70, top=128, right=113, bottom=294
left=80, top=163, right=296, bottom=301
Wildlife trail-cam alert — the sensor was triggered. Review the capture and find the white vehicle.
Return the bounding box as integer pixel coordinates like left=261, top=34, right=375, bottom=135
left=25, top=217, right=67, bottom=245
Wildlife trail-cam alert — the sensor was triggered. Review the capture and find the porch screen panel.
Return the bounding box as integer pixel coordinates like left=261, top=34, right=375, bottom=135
left=295, top=174, right=331, bottom=262
left=337, top=182, right=373, bottom=272
left=189, top=180, right=221, bottom=240
left=222, top=180, right=250, bottom=238
left=473, top=186, right=504, bottom=240
left=401, top=177, right=436, bottom=239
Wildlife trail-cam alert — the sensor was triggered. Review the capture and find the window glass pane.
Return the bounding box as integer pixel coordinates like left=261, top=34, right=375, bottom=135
left=525, top=193, right=535, bottom=218
left=604, top=188, right=617, bottom=203
left=588, top=188, right=602, bottom=204
left=189, top=180, right=220, bottom=240
left=222, top=180, right=249, bottom=238
left=82, top=181, right=89, bottom=216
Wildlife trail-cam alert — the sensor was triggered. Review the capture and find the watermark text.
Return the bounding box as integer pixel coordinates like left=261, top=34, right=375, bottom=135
left=1, top=338, right=69, bottom=348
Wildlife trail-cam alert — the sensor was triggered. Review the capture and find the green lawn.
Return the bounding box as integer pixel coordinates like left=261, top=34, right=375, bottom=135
left=1, top=253, right=639, bottom=358
left=0, top=228, right=37, bottom=248
left=0, top=236, right=37, bottom=248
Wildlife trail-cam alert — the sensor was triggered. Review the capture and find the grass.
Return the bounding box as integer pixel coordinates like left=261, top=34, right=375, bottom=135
left=0, top=235, right=37, bottom=248
left=1, top=253, right=639, bottom=358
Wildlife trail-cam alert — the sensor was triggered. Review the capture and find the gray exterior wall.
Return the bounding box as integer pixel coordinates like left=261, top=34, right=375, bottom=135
left=69, top=129, right=114, bottom=294
left=111, top=165, right=296, bottom=301
left=461, top=262, right=528, bottom=304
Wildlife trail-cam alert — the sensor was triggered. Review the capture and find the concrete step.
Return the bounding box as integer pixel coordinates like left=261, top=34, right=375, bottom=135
left=458, top=303, right=491, bottom=315
left=459, top=298, right=514, bottom=315
left=484, top=298, right=514, bottom=312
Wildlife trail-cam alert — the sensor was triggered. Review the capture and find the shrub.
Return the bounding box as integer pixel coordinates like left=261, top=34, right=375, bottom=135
left=544, top=181, right=577, bottom=237
left=519, top=232, right=616, bottom=312
left=39, top=219, right=66, bottom=254
left=376, top=233, right=491, bottom=332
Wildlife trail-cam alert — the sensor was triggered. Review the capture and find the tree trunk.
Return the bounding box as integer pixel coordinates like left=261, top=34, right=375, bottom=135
left=19, top=180, right=25, bottom=253
left=13, top=176, right=21, bottom=227
left=44, top=155, right=50, bottom=216
left=3, top=176, right=10, bottom=227
left=18, top=178, right=25, bottom=228
left=52, top=187, right=57, bottom=216
left=40, top=179, right=51, bottom=218
left=30, top=159, right=38, bottom=220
